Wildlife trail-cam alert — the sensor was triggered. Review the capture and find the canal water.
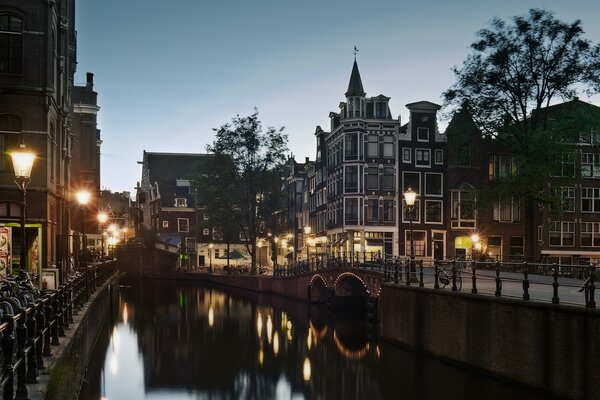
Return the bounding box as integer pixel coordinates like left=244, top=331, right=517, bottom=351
left=80, top=279, right=545, bottom=400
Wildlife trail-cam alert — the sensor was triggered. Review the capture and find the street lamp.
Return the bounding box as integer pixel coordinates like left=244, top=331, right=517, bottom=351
left=303, top=225, right=311, bottom=262
left=76, top=190, right=91, bottom=266
left=257, top=240, right=263, bottom=271
left=208, top=243, right=214, bottom=273
left=10, top=145, right=35, bottom=275
left=98, top=212, right=108, bottom=259
left=404, top=187, right=417, bottom=277
left=471, top=233, right=481, bottom=260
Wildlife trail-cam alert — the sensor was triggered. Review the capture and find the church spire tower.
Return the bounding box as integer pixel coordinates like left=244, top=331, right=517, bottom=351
left=345, top=47, right=365, bottom=118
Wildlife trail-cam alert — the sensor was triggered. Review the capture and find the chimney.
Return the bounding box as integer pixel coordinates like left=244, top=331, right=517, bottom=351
left=86, top=72, right=94, bottom=90
left=305, top=157, right=309, bottom=164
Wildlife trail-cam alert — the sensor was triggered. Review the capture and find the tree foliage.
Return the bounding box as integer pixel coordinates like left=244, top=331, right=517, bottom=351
left=445, top=8, right=600, bottom=138
left=194, top=111, right=288, bottom=273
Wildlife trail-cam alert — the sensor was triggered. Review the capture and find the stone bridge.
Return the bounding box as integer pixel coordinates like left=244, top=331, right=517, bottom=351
left=276, top=268, right=384, bottom=306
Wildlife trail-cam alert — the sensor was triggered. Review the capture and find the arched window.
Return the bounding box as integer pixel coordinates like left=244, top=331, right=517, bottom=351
left=0, top=113, right=22, bottom=171
left=0, top=14, right=23, bottom=74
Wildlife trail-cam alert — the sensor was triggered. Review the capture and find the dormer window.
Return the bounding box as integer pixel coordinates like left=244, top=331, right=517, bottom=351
left=175, top=198, right=187, bottom=207
left=376, top=102, right=387, bottom=119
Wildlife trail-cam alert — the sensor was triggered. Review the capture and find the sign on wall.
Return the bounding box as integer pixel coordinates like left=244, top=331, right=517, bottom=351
left=0, top=227, right=12, bottom=278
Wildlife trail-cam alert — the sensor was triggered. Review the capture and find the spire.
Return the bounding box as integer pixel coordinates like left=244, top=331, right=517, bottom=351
left=345, top=59, right=365, bottom=97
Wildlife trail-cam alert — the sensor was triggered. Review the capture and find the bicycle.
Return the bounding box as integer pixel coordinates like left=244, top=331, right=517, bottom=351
left=437, top=263, right=462, bottom=290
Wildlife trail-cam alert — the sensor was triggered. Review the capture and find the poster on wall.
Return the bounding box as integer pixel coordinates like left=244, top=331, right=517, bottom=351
left=0, top=227, right=12, bottom=278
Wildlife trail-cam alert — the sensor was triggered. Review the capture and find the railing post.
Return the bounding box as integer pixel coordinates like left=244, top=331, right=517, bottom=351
left=394, top=260, right=399, bottom=284
left=451, top=260, right=457, bottom=292
left=35, top=303, right=44, bottom=369
left=405, top=259, right=411, bottom=286
left=495, top=260, right=502, bottom=297
left=43, top=300, right=52, bottom=356
left=2, top=315, right=16, bottom=400
left=552, top=263, right=560, bottom=304
left=15, top=313, right=28, bottom=400
left=50, top=293, right=59, bottom=346
left=434, top=260, right=439, bottom=289
left=522, top=262, right=530, bottom=301
left=26, top=309, right=38, bottom=383
left=586, top=264, right=596, bottom=309
left=418, top=260, right=424, bottom=287
left=471, top=260, right=477, bottom=294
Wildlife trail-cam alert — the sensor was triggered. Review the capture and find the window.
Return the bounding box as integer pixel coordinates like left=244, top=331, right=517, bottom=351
left=344, top=166, right=358, bottom=193
left=549, top=221, right=574, bottom=247
left=579, top=129, right=600, bottom=145
left=345, top=198, right=359, bottom=224
left=0, top=114, right=21, bottom=171
left=415, top=149, right=430, bottom=167
left=487, top=236, right=502, bottom=259
left=581, top=187, right=600, bottom=213
left=509, top=237, right=524, bottom=259
left=366, top=167, right=378, bottom=190
left=493, top=196, right=521, bottom=222
left=203, top=228, right=210, bottom=235
left=185, top=238, right=196, bottom=253
left=345, top=133, right=358, bottom=159
left=175, top=198, right=187, bottom=207
left=178, top=218, right=189, bottom=232
left=383, top=200, right=394, bottom=222
left=403, top=172, right=420, bottom=194
left=203, top=213, right=209, bottom=220
left=435, top=149, right=443, bottom=165
left=0, top=14, right=23, bottom=74
left=406, top=231, right=426, bottom=256
left=451, top=190, right=476, bottom=228
left=162, top=220, right=169, bottom=228
left=212, top=228, right=223, bottom=240
left=581, top=222, right=600, bottom=247
left=376, top=102, right=387, bottom=119
left=489, top=155, right=516, bottom=180
left=580, top=153, right=600, bottom=178
left=367, top=135, right=378, bottom=157
left=425, top=200, right=442, bottom=223
left=417, top=127, right=429, bottom=141
left=366, top=199, right=378, bottom=222
left=551, top=187, right=575, bottom=212
left=402, top=148, right=411, bottom=163
left=550, top=153, right=575, bottom=178
left=424, top=173, right=442, bottom=196
left=383, top=136, right=394, bottom=158
left=402, top=200, right=420, bottom=223
left=383, top=167, right=394, bottom=190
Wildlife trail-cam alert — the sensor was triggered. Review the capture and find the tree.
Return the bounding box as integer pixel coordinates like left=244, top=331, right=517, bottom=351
left=194, top=111, right=288, bottom=274
left=444, top=9, right=600, bottom=257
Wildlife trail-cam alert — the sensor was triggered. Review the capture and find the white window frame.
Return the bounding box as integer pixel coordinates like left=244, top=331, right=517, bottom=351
left=434, top=149, right=443, bottom=165
left=402, top=171, right=421, bottom=194
left=581, top=222, right=600, bottom=247
left=162, top=220, right=169, bottom=228
left=581, top=187, right=600, bottom=213
left=417, top=127, right=429, bottom=142
left=402, top=199, right=421, bottom=224
left=405, top=230, right=426, bottom=257
left=402, top=147, right=411, bottom=163
left=548, top=221, right=574, bottom=247
left=175, top=197, right=187, bottom=207
left=424, top=172, right=443, bottom=197
left=493, top=196, right=521, bottom=222
left=580, top=153, right=600, bottom=178
left=415, top=148, right=431, bottom=168
left=177, top=218, right=189, bottom=233
left=424, top=200, right=443, bottom=224
left=202, top=228, right=210, bottom=235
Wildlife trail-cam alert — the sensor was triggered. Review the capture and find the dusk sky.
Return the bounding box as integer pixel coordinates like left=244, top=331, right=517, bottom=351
left=74, top=0, right=600, bottom=194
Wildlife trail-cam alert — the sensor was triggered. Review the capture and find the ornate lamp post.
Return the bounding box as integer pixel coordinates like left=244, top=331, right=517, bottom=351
left=10, top=145, right=35, bottom=275
left=76, top=190, right=91, bottom=267
left=97, top=212, right=108, bottom=259
left=404, top=187, right=417, bottom=273
left=208, top=243, right=214, bottom=273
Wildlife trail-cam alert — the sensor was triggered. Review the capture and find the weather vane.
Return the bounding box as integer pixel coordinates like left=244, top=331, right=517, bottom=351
left=354, top=46, right=359, bottom=59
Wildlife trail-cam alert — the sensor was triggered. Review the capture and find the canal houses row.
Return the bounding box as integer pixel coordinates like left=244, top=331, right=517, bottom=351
left=289, top=60, right=600, bottom=264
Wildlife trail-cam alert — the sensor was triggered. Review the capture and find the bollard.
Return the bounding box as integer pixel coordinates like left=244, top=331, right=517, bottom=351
left=495, top=261, right=502, bottom=297
left=522, top=262, right=530, bottom=301
left=451, top=260, right=458, bottom=292
left=26, top=308, right=38, bottom=383
left=552, top=263, right=560, bottom=304
left=419, top=260, right=424, bottom=287
left=471, top=261, right=478, bottom=294
left=434, top=260, right=440, bottom=289
left=15, top=313, right=28, bottom=400
left=586, top=264, right=596, bottom=309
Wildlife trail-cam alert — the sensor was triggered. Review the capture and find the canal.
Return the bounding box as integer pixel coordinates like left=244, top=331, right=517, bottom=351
left=79, top=278, right=545, bottom=400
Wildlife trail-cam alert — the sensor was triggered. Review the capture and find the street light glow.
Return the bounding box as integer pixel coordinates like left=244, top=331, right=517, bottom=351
left=75, top=190, right=91, bottom=206
left=98, top=212, right=108, bottom=224
left=10, top=146, right=35, bottom=179
left=404, top=187, right=417, bottom=206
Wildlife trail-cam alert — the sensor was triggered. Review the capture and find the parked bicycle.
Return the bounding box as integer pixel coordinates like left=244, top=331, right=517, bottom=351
left=437, top=263, right=462, bottom=290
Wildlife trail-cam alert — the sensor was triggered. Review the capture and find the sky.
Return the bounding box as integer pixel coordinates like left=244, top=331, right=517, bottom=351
left=74, top=0, right=600, bottom=194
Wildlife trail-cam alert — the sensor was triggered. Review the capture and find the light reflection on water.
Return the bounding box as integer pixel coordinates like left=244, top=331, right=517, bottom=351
left=80, top=280, right=546, bottom=400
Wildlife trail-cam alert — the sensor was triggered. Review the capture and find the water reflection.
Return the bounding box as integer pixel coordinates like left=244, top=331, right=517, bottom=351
left=80, top=279, right=546, bottom=400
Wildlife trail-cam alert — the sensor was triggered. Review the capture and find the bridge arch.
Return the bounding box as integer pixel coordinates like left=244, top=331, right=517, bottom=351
left=333, top=273, right=370, bottom=308
left=308, top=274, right=329, bottom=304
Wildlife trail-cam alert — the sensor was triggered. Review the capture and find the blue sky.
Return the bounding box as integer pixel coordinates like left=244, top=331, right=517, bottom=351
left=75, top=0, right=600, bottom=193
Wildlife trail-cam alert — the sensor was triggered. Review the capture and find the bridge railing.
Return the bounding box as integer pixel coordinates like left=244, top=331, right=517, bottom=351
left=281, top=256, right=598, bottom=309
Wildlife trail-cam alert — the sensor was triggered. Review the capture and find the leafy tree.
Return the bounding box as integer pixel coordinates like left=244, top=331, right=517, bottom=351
left=444, top=9, right=600, bottom=257
left=194, top=111, right=288, bottom=274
